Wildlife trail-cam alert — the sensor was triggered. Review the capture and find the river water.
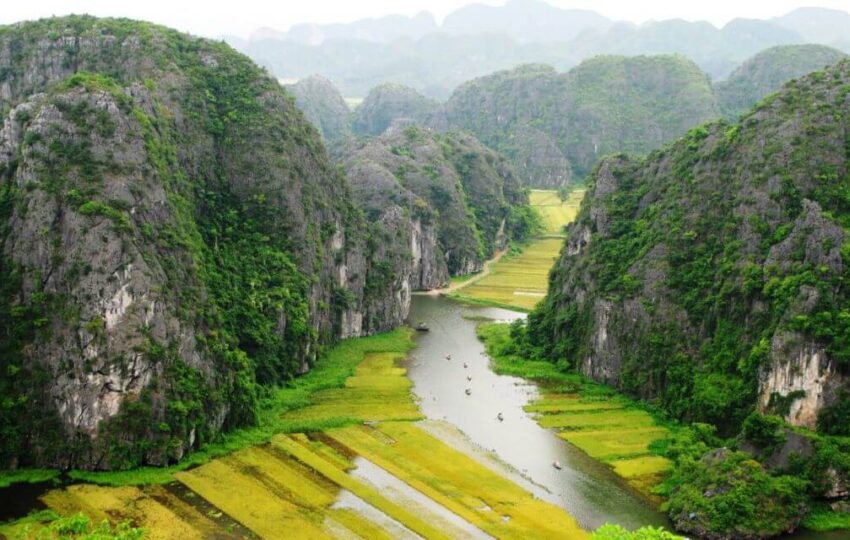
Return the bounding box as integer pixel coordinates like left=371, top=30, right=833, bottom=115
left=406, top=294, right=850, bottom=539
left=407, top=295, right=666, bottom=531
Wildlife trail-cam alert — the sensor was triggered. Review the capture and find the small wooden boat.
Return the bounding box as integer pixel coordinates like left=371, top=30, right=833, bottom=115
left=552, top=461, right=562, bottom=470
left=415, top=322, right=430, bottom=332
left=465, top=388, right=472, bottom=396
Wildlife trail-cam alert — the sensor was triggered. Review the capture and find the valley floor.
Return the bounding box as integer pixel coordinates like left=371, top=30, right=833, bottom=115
left=0, top=329, right=587, bottom=540
left=450, top=189, right=584, bottom=311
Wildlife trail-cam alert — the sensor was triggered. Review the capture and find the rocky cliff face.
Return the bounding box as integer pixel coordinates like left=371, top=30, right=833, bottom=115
left=0, top=16, right=406, bottom=469
left=285, top=75, right=352, bottom=143
left=338, top=126, right=535, bottom=278
left=716, top=44, right=848, bottom=119
left=529, top=60, right=850, bottom=433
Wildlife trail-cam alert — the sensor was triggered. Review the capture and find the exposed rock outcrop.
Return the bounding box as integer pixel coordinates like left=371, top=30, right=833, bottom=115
left=338, top=126, right=535, bottom=279
left=0, top=16, right=407, bottom=470
left=530, top=60, right=850, bottom=432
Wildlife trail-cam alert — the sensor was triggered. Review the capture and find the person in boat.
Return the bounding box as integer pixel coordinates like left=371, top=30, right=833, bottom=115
left=497, top=412, right=504, bottom=421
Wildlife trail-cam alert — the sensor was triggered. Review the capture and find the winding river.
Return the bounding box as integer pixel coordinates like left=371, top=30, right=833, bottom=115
left=407, top=295, right=666, bottom=531
left=406, top=294, right=850, bottom=539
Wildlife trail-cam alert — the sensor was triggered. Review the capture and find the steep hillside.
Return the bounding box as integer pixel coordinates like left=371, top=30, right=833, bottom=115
left=529, top=60, right=850, bottom=434
left=0, top=16, right=406, bottom=470
left=351, top=83, right=443, bottom=136
left=717, top=44, right=848, bottom=119
left=285, top=75, right=351, bottom=143
left=338, top=126, right=537, bottom=277
left=445, top=56, right=720, bottom=186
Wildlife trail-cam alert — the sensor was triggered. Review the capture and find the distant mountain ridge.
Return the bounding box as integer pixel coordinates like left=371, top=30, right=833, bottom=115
left=233, top=2, right=850, bottom=99
left=287, top=44, right=850, bottom=188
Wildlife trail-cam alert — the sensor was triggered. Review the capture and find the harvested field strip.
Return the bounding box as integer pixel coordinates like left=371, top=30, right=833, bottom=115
left=271, top=434, right=451, bottom=540
left=41, top=485, right=211, bottom=540
left=327, top=422, right=588, bottom=540
left=536, top=408, right=657, bottom=430
left=325, top=507, right=398, bottom=540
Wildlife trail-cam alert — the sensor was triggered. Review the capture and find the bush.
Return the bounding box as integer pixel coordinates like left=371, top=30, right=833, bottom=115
left=665, top=450, right=808, bottom=539
left=817, top=392, right=850, bottom=436
left=742, top=412, right=786, bottom=449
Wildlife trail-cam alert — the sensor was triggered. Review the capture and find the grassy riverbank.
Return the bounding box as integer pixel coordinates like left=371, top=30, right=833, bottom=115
left=450, top=189, right=584, bottom=311
left=477, top=323, right=672, bottom=502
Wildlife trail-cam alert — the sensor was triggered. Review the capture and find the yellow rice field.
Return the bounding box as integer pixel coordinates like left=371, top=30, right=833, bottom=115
left=452, top=189, right=585, bottom=311
left=7, top=330, right=588, bottom=539
left=524, top=394, right=671, bottom=501
left=530, top=189, right=583, bottom=236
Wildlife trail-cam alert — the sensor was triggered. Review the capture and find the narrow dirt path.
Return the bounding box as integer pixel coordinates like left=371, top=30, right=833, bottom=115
left=419, top=249, right=507, bottom=296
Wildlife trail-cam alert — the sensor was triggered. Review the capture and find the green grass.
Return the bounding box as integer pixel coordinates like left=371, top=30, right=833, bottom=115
left=50, top=329, right=415, bottom=486
left=802, top=505, right=850, bottom=531
left=0, top=469, right=60, bottom=489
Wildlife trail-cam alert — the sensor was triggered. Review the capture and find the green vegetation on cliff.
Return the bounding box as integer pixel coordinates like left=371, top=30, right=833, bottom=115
left=286, top=74, right=352, bottom=143
left=512, top=59, right=850, bottom=538
left=352, top=83, right=441, bottom=136
left=340, top=126, right=537, bottom=277
left=0, top=16, right=404, bottom=471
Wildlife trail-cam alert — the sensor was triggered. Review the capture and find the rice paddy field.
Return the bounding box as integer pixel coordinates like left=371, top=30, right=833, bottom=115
left=529, top=189, right=584, bottom=236
left=525, top=395, right=671, bottom=502
left=1, top=328, right=587, bottom=539
left=451, top=189, right=585, bottom=311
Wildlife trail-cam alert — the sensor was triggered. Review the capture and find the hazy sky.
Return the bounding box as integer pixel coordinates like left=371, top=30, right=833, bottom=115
left=1, top=0, right=849, bottom=39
